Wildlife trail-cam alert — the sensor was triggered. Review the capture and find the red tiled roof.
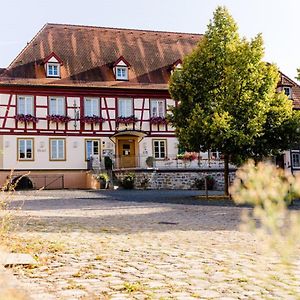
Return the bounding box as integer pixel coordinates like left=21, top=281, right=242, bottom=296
left=0, top=23, right=201, bottom=89
left=278, top=72, right=300, bottom=109
left=0, top=23, right=299, bottom=108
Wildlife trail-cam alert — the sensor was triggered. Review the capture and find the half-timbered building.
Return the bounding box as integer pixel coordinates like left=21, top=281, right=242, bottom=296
left=0, top=23, right=300, bottom=189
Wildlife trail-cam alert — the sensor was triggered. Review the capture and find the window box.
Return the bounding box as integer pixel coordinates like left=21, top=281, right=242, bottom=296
left=150, top=116, right=168, bottom=125
left=15, top=114, right=39, bottom=124
left=46, top=114, right=71, bottom=123
left=116, top=115, right=138, bottom=125
left=82, top=115, right=105, bottom=124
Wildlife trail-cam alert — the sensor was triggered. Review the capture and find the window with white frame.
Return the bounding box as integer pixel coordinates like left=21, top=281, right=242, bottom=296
left=49, top=97, right=65, bottom=115
left=153, top=140, right=166, bottom=159
left=118, top=98, right=133, bottom=117
left=47, top=63, right=60, bottom=77
left=115, top=67, right=128, bottom=80
left=18, top=139, right=33, bottom=160
left=50, top=139, right=65, bottom=160
left=85, top=140, right=100, bottom=160
left=292, top=151, right=300, bottom=168
left=84, top=98, right=100, bottom=116
left=150, top=99, right=165, bottom=117
left=283, top=87, right=292, bottom=99
left=17, top=96, right=33, bottom=115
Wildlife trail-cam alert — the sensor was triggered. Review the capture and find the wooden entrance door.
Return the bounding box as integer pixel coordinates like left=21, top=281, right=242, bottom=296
left=118, top=139, right=136, bottom=168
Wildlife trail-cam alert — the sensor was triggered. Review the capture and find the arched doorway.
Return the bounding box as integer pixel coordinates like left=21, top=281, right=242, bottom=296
left=11, top=176, right=34, bottom=190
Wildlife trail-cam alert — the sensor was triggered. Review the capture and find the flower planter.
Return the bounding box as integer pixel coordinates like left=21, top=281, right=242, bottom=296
left=82, top=115, right=105, bottom=124
left=15, top=114, right=39, bottom=123
left=46, top=115, right=71, bottom=123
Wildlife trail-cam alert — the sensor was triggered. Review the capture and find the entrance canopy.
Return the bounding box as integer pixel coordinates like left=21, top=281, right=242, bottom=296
left=110, top=130, right=148, bottom=143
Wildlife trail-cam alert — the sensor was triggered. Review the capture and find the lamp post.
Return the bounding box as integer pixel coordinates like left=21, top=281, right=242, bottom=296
left=73, top=100, right=80, bottom=130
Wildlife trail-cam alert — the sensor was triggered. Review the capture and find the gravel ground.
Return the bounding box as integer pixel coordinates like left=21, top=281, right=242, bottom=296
left=3, top=190, right=300, bottom=300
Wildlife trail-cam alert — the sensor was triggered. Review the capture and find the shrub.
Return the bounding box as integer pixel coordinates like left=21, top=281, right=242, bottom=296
left=122, top=173, right=135, bottom=189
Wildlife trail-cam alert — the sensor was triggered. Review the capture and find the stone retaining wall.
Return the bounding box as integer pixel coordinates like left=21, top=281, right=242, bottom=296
left=113, top=169, right=236, bottom=191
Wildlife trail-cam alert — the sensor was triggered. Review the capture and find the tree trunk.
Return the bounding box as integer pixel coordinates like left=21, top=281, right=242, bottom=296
left=224, top=154, right=229, bottom=196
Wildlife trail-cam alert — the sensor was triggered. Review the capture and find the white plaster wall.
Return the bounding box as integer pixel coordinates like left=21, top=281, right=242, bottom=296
left=2, top=136, right=105, bottom=170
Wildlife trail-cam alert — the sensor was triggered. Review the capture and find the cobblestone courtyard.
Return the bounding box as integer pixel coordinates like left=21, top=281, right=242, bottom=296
left=3, top=190, right=300, bottom=299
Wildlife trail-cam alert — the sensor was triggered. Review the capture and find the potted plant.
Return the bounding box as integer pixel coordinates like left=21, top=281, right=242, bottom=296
left=121, top=173, right=135, bottom=189
left=97, top=173, right=109, bottom=189
left=145, top=156, right=154, bottom=168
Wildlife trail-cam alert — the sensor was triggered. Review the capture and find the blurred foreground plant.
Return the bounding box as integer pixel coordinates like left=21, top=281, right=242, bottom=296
left=231, top=160, right=300, bottom=263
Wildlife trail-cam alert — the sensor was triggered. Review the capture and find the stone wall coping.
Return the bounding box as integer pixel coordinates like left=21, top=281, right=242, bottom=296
left=113, top=168, right=237, bottom=173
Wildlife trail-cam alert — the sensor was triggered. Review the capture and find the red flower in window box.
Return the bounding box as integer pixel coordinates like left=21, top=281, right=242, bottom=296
left=116, top=115, right=138, bottom=124
left=150, top=116, right=168, bottom=125
left=177, top=152, right=198, bottom=161
left=46, top=114, right=71, bottom=123
left=15, top=114, right=39, bottom=123
left=82, top=115, right=105, bottom=124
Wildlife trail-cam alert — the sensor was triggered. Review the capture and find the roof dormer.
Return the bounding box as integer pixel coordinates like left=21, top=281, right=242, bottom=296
left=43, top=52, right=63, bottom=78
left=113, top=56, right=130, bottom=81
left=170, top=59, right=183, bottom=74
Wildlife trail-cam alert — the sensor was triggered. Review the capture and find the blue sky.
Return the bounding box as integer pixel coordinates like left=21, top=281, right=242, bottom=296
left=0, top=0, right=299, bottom=80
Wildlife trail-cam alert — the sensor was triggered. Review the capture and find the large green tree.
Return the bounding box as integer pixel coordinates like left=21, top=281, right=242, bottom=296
left=169, top=6, right=300, bottom=195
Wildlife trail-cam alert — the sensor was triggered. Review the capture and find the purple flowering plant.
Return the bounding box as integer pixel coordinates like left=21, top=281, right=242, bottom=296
left=116, top=115, right=138, bottom=124
left=150, top=116, right=168, bottom=125
left=82, top=115, right=105, bottom=124
left=15, top=114, right=39, bottom=123
left=46, top=114, right=71, bottom=123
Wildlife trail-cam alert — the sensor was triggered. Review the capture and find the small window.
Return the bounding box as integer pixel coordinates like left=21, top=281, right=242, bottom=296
left=86, top=140, right=100, bottom=160
left=150, top=99, right=165, bottom=117
left=50, top=139, right=65, bottom=161
left=283, top=87, right=292, bottom=99
left=84, top=98, right=100, bottom=117
left=17, top=96, right=33, bottom=115
left=47, top=63, right=60, bottom=77
left=118, top=98, right=133, bottom=117
left=49, top=97, right=65, bottom=115
left=18, top=139, right=34, bottom=161
left=292, top=152, right=300, bottom=168
left=116, top=67, right=128, bottom=80
left=153, top=140, right=166, bottom=159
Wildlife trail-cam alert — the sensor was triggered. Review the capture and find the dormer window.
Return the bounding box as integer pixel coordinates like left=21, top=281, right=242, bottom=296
left=43, top=52, right=63, bottom=78
left=170, top=59, right=183, bottom=74
left=113, top=56, right=130, bottom=81
left=47, top=63, right=60, bottom=77
left=283, top=86, right=292, bottom=99
left=116, top=67, right=128, bottom=80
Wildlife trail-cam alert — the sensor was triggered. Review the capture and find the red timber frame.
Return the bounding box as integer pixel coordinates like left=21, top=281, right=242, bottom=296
left=0, top=85, right=176, bottom=138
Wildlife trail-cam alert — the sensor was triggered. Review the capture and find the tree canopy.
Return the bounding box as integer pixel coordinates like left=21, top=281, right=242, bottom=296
left=169, top=6, right=300, bottom=193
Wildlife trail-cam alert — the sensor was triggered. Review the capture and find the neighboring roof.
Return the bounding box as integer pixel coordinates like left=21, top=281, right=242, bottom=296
left=0, top=23, right=201, bottom=90
left=0, top=68, right=5, bottom=75
left=278, top=72, right=300, bottom=109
